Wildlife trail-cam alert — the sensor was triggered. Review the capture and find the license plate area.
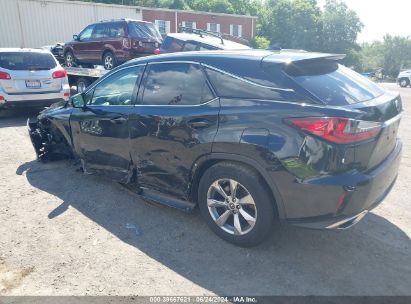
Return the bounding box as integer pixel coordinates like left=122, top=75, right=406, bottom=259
left=25, top=80, right=41, bottom=89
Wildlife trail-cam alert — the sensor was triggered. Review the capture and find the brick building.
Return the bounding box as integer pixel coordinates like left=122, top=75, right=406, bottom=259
left=141, top=7, right=257, bottom=41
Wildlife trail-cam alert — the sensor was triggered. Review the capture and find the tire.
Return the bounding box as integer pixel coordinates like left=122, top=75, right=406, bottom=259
left=103, top=51, right=116, bottom=70
left=76, top=77, right=91, bottom=93
left=399, top=78, right=410, bottom=88
left=64, top=51, right=76, bottom=68
left=198, top=161, right=276, bottom=247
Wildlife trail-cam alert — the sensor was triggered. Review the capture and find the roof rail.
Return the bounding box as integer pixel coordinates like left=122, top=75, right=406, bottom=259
left=220, top=33, right=250, bottom=45
left=178, top=26, right=224, bottom=45
left=99, top=18, right=126, bottom=23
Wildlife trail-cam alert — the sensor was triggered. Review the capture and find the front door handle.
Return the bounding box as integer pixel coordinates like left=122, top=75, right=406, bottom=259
left=110, top=116, right=127, bottom=124
left=187, top=119, right=213, bottom=129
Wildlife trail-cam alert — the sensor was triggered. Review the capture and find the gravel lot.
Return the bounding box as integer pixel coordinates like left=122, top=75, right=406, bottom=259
left=0, top=83, right=410, bottom=296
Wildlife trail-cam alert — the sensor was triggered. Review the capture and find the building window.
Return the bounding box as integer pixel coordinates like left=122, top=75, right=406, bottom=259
left=155, top=20, right=170, bottom=35
left=182, top=21, right=196, bottom=29
left=207, top=23, right=220, bottom=33
left=230, top=24, right=242, bottom=37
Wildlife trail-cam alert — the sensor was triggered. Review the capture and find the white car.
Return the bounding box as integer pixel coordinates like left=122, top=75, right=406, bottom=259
left=0, top=48, right=70, bottom=110
left=397, top=69, right=411, bottom=87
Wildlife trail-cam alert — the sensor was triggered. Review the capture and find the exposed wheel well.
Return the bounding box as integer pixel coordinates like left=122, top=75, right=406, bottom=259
left=64, top=49, right=73, bottom=57
left=102, top=49, right=114, bottom=59
left=190, top=158, right=280, bottom=218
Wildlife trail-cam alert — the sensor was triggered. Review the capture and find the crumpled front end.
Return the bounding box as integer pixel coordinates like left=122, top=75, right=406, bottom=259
left=27, top=115, right=72, bottom=161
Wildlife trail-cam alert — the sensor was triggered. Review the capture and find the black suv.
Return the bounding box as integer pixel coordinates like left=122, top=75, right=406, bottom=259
left=158, top=28, right=250, bottom=54
left=29, top=50, right=402, bottom=246
left=64, top=19, right=162, bottom=70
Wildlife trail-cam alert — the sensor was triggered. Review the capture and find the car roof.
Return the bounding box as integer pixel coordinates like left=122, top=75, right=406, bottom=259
left=0, top=48, right=52, bottom=54
left=165, top=33, right=250, bottom=50
left=97, top=19, right=153, bottom=25
left=125, top=49, right=344, bottom=67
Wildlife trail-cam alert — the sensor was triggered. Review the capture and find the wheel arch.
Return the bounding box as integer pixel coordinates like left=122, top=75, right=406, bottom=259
left=63, top=46, right=74, bottom=57
left=399, top=77, right=410, bottom=87
left=102, top=47, right=115, bottom=59
left=189, top=153, right=286, bottom=219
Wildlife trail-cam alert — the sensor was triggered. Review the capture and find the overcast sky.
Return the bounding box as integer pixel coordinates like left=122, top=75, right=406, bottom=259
left=318, top=0, right=411, bottom=42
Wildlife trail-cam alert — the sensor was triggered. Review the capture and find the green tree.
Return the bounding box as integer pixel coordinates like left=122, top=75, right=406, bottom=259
left=320, top=0, right=363, bottom=54
left=188, top=0, right=234, bottom=14
left=258, top=0, right=322, bottom=51
left=381, top=35, right=411, bottom=77
left=250, top=36, right=270, bottom=49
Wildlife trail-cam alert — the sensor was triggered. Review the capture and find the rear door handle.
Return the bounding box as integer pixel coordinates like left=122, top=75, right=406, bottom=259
left=187, top=119, right=213, bottom=129
left=110, top=116, right=127, bottom=124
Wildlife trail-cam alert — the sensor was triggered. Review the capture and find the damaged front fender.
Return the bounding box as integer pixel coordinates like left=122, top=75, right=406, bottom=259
left=27, top=117, right=73, bottom=161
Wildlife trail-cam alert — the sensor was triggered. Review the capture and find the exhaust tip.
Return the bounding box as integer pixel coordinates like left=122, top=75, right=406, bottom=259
left=327, top=210, right=368, bottom=230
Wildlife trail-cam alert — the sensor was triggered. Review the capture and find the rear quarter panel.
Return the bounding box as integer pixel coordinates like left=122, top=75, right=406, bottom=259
left=213, top=98, right=361, bottom=219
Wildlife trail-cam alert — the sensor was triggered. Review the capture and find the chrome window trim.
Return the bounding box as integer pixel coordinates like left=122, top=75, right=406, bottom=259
left=147, top=60, right=294, bottom=93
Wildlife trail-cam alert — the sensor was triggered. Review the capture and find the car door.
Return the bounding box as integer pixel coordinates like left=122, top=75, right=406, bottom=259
left=73, top=24, right=95, bottom=62
left=89, top=23, right=108, bottom=63
left=128, top=62, right=220, bottom=199
left=70, top=64, right=146, bottom=182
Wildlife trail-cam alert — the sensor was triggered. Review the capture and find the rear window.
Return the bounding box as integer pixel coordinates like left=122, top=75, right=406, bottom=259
left=286, top=62, right=384, bottom=105
left=0, top=52, right=56, bottom=70
left=128, top=22, right=162, bottom=41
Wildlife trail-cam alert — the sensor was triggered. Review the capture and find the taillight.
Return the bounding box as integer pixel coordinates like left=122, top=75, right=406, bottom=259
left=154, top=48, right=161, bottom=55
left=286, top=117, right=382, bottom=144
left=64, top=92, right=70, bottom=97
left=0, top=71, right=11, bottom=79
left=123, top=38, right=131, bottom=49
left=0, top=96, right=5, bottom=103
left=52, top=69, right=67, bottom=79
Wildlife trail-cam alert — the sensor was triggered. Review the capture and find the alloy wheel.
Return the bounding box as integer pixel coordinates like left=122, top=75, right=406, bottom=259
left=207, top=179, right=257, bottom=235
left=400, top=79, right=408, bottom=87
left=104, top=55, right=114, bottom=70
left=65, top=53, right=73, bottom=67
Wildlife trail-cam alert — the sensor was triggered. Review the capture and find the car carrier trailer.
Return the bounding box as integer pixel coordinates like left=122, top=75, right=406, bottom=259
left=66, top=66, right=108, bottom=93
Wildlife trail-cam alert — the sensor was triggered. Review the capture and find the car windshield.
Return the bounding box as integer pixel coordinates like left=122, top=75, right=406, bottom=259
left=286, top=62, right=384, bottom=105
left=0, top=52, right=57, bottom=70
left=128, top=22, right=162, bottom=41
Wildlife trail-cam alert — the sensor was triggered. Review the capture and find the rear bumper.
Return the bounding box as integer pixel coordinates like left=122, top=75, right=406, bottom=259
left=0, top=90, right=68, bottom=109
left=284, top=139, right=402, bottom=229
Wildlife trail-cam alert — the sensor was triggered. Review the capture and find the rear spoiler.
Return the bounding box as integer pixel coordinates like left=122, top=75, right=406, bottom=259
left=261, top=52, right=346, bottom=69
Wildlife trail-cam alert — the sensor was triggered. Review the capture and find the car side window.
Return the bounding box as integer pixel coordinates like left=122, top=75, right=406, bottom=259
left=88, top=66, right=144, bottom=106
left=141, top=63, right=214, bottom=106
left=92, top=24, right=107, bottom=39
left=183, top=42, right=198, bottom=52
left=206, top=68, right=297, bottom=101
left=79, top=25, right=94, bottom=41
left=108, top=22, right=125, bottom=38
left=163, top=38, right=184, bottom=52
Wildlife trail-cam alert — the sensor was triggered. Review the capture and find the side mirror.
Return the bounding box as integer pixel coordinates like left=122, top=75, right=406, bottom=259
left=71, top=93, right=86, bottom=108
left=73, top=34, right=79, bottom=41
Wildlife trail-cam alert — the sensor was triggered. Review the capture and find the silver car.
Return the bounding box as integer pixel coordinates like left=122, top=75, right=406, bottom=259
left=0, top=48, right=70, bottom=110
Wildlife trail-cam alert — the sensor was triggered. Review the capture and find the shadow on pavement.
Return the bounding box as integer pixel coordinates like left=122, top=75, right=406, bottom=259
left=16, top=159, right=411, bottom=295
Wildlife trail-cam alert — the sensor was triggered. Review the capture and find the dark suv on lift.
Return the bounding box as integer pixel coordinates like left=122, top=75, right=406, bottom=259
left=29, top=50, right=402, bottom=246
left=64, top=19, right=162, bottom=70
